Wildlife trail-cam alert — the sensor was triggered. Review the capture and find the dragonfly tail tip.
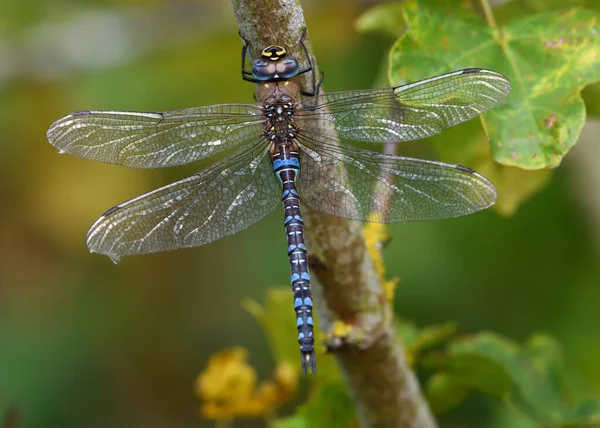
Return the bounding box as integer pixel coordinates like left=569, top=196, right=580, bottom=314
left=301, top=350, right=316, bottom=375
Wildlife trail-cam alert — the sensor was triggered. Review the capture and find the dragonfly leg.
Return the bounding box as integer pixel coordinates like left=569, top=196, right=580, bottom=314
left=239, top=30, right=263, bottom=83
left=300, top=70, right=324, bottom=98
left=296, top=26, right=319, bottom=97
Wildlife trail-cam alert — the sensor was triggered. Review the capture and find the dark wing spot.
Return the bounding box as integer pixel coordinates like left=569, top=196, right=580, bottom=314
left=454, top=164, right=476, bottom=174
left=72, top=110, right=92, bottom=116
left=100, top=204, right=122, bottom=218
left=462, top=68, right=483, bottom=74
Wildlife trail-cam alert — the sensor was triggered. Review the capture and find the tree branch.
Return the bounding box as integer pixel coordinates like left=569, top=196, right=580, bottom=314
left=231, top=2, right=437, bottom=427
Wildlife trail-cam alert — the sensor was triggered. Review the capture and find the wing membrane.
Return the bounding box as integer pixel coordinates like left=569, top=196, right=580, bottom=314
left=86, top=143, right=279, bottom=262
left=297, top=69, right=510, bottom=144
left=47, top=104, right=265, bottom=168
left=296, top=135, right=497, bottom=223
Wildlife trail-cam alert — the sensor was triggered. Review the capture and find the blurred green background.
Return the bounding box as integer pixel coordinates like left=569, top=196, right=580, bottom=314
left=1, top=0, right=599, bottom=427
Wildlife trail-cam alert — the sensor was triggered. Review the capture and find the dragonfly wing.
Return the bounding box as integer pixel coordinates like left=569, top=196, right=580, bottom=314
left=47, top=104, right=265, bottom=168
left=296, top=137, right=497, bottom=223
left=297, top=69, right=510, bottom=144
left=86, top=143, right=279, bottom=262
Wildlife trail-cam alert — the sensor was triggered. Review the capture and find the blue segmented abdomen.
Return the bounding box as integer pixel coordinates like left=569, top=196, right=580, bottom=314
left=271, top=143, right=316, bottom=374
left=273, top=157, right=300, bottom=183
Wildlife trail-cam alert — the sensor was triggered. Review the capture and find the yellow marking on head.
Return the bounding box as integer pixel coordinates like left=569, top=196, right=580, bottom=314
left=262, top=46, right=286, bottom=61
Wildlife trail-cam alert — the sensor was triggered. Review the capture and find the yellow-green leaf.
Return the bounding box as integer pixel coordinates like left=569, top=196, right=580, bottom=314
left=355, top=2, right=407, bottom=38
left=388, top=1, right=600, bottom=170
left=243, top=288, right=301, bottom=367
left=426, top=372, right=470, bottom=415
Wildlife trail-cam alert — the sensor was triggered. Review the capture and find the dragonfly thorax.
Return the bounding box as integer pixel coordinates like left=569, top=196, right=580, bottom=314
left=258, top=80, right=299, bottom=103
left=263, top=106, right=298, bottom=142
left=261, top=82, right=299, bottom=142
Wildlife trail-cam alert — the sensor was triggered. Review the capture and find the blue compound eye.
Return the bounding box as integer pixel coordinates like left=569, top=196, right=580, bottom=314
left=277, top=57, right=299, bottom=78
left=251, top=45, right=300, bottom=80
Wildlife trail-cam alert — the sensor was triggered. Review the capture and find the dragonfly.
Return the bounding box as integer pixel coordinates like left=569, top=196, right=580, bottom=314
left=47, top=31, right=511, bottom=374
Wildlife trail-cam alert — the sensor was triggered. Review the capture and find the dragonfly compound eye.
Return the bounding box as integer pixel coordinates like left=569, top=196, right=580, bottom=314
left=252, top=46, right=300, bottom=81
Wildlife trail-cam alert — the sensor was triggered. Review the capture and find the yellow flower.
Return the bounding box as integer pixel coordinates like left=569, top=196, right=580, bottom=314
left=196, top=347, right=298, bottom=420
left=331, top=320, right=353, bottom=339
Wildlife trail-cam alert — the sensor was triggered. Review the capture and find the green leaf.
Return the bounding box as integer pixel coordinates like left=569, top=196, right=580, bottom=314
left=438, top=332, right=600, bottom=425
left=388, top=1, right=600, bottom=170
left=474, top=155, right=552, bottom=217
left=243, top=288, right=302, bottom=366
left=444, top=350, right=514, bottom=400
left=396, top=318, right=457, bottom=354
left=395, top=318, right=420, bottom=347
left=274, top=416, right=308, bottom=428
left=274, top=381, right=357, bottom=428
left=410, top=321, right=457, bottom=350
left=355, top=2, right=407, bottom=38
left=426, top=372, right=469, bottom=414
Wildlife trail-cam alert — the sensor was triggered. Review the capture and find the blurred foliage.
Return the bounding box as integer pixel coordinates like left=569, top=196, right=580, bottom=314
left=1, top=0, right=600, bottom=428
left=424, top=332, right=600, bottom=426
left=355, top=2, right=407, bottom=38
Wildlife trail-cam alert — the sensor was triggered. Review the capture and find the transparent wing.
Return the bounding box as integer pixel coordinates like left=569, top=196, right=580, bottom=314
left=86, top=142, right=279, bottom=262
left=47, top=104, right=265, bottom=168
left=297, top=69, right=510, bottom=144
left=295, top=135, right=497, bottom=223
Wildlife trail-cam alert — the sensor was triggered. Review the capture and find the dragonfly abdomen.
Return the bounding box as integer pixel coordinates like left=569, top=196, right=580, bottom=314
left=272, top=143, right=316, bottom=374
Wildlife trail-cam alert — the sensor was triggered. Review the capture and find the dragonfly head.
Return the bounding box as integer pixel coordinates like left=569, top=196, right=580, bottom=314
left=252, top=45, right=300, bottom=81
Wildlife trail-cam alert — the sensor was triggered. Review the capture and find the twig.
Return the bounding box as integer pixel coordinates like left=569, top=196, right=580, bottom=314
left=476, top=0, right=497, bottom=28
left=231, top=1, right=437, bottom=427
